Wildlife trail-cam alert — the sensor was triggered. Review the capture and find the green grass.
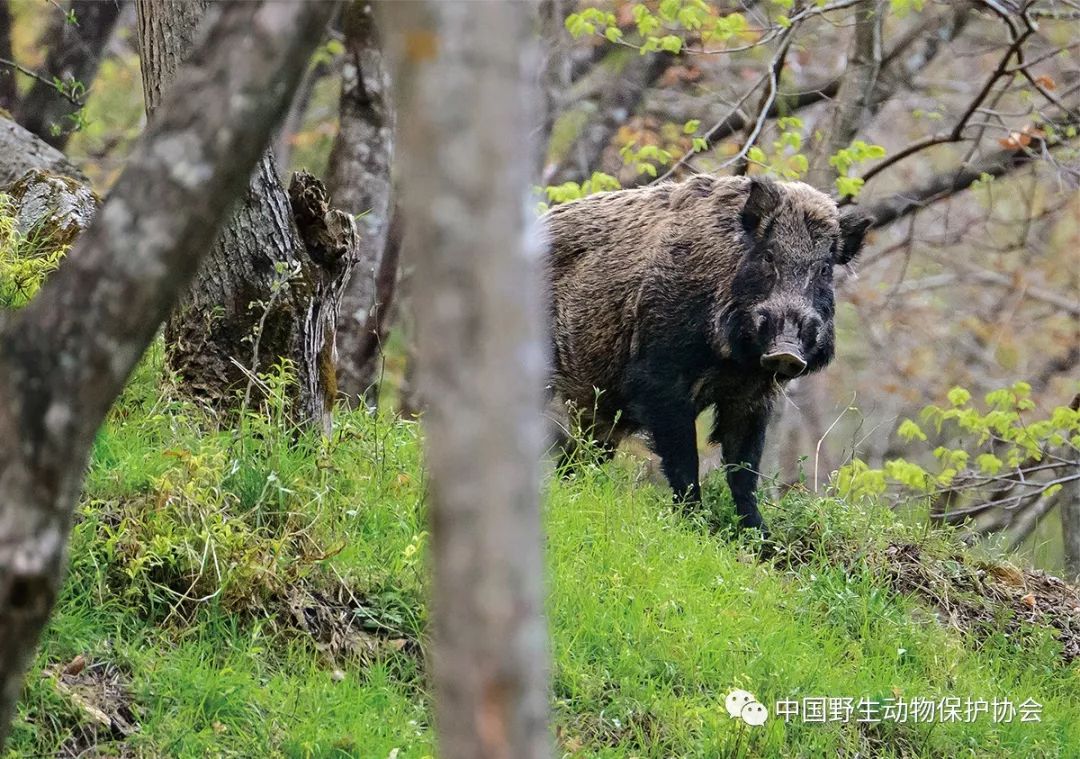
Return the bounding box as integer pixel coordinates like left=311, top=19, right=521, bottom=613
left=6, top=351, right=1079, bottom=758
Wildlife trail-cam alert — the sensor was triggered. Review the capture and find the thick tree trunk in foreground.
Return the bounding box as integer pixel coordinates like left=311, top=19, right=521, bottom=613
left=326, top=0, right=397, bottom=403
left=137, top=0, right=353, bottom=432
left=0, top=2, right=333, bottom=746
left=16, top=0, right=123, bottom=149
left=382, top=2, right=551, bottom=758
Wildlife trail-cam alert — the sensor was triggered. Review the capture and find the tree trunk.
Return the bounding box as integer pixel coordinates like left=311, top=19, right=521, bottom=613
left=1062, top=394, right=1080, bottom=582
left=0, top=115, right=87, bottom=188
left=0, top=2, right=333, bottom=746
left=0, top=0, right=15, bottom=114
left=326, top=0, right=397, bottom=404
left=807, top=0, right=884, bottom=190
left=136, top=0, right=354, bottom=432
left=15, top=0, right=123, bottom=149
left=382, top=2, right=551, bottom=758
left=544, top=48, right=671, bottom=186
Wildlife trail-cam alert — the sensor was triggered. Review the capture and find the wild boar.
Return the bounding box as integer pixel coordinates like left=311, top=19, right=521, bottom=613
left=542, top=174, right=871, bottom=536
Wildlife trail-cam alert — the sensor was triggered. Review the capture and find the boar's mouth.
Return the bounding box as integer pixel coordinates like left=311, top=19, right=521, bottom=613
left=760, top=337, right=807, bottom=379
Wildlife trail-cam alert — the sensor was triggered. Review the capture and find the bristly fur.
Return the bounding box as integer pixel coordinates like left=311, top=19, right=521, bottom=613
left=542, top=174, right=869, bottom=536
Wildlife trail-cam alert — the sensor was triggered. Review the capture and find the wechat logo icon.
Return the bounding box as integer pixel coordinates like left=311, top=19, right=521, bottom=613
left=726, top=689, right=768, bottom=726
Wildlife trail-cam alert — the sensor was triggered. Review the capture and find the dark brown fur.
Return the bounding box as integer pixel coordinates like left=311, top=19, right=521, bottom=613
left=542, top=174, right=869, bottom=535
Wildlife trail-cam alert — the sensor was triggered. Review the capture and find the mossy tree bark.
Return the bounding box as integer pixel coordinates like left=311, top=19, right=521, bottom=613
left=383, top=2, right=551, bottom=757
left=326, top=0, right=398, bottom=405
left=0, top=2, right=334, bottom=746
left=136, top=0, right=355, bottom=433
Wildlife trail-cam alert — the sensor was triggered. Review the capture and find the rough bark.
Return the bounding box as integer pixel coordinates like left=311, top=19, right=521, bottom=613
left=137, top=0, right=354, bottom=432
left=16, top=0, right=123, bottom=149
left=326, top=0, right=396, bottom=403
left=0, top=2, right=334, bottom=746
left=0, top=115, right=87, bottom=188
left=382, top=2, right=551, bottom=757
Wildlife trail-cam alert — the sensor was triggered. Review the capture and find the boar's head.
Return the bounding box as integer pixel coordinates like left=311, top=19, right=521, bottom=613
left=725, top=177, right=872, bottom=379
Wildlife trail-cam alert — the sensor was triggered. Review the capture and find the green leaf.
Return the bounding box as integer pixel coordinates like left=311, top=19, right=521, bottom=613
left=659, top=35, right=683, bottom=54
left=658, top=0, right=681, bottom=22
left=835, top=176, right=864, bottom=198
left=947, top=387, right=971, bottom=407
left=683, top=119, right=701, bottom=134
left=975, top=453, right=1003, bottom=475
left=897, top=420, right=927, bottom=442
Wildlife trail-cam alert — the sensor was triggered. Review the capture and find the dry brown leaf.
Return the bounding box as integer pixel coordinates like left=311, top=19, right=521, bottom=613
left=63, top=654, right=87, bottom=676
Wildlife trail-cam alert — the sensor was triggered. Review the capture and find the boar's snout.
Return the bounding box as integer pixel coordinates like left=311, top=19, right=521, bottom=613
left=753, top=306, right=816, bottom=378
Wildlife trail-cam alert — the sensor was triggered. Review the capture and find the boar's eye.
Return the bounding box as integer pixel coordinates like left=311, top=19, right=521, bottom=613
left=816, top=261, right=832, bottom=278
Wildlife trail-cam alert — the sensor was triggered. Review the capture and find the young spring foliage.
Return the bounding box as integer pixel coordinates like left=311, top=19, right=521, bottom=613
left=0, top=193, right=68, bottom=309
left=836, top=381, right=1080, bottom=506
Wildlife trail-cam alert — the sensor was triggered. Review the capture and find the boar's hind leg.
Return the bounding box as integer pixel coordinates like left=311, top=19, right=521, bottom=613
left=625, top=363, right=701, bottom=506
left=712, top=406, right=769, bottom=534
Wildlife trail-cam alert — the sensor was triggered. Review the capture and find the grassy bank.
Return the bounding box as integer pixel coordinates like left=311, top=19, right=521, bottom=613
left=7, top=352, right=1079, bottom=758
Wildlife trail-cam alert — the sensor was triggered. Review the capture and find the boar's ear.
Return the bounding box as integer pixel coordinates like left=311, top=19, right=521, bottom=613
left=834, top=207, right=873, bottom=265
left=740, top=177, right=781, bottom=240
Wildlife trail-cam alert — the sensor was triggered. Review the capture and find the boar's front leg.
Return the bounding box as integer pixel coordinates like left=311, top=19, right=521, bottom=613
left=625, top=359, right=701, bottom=506
left=711, top=404, right=770, bottom=535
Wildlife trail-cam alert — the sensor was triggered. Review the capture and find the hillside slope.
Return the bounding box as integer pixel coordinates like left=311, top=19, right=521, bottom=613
left=7, top=354, right=1079, bottom=758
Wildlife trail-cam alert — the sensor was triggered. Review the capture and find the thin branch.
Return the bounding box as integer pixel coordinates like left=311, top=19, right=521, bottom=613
left=717, top=24, right=796, bottom=173
left=0, top=56, right=84, bottom=106
left=862, top=128, right=1078, bottom=228
left=732, top=27, right=793, bottom=176
left=650, top=2, right=968, bottom=185
left=859, top=26, right=1033, bottom=184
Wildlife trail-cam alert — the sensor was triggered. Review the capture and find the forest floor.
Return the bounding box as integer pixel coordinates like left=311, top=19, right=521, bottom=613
left=6, top=347, right=1080, bottom=759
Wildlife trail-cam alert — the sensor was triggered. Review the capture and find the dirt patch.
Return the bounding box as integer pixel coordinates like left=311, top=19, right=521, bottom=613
left=283, top=582, right=419, bottom=664
left=880, top=543, right=1080, bottom=663
left=43, top=656, right=139, bottom=758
